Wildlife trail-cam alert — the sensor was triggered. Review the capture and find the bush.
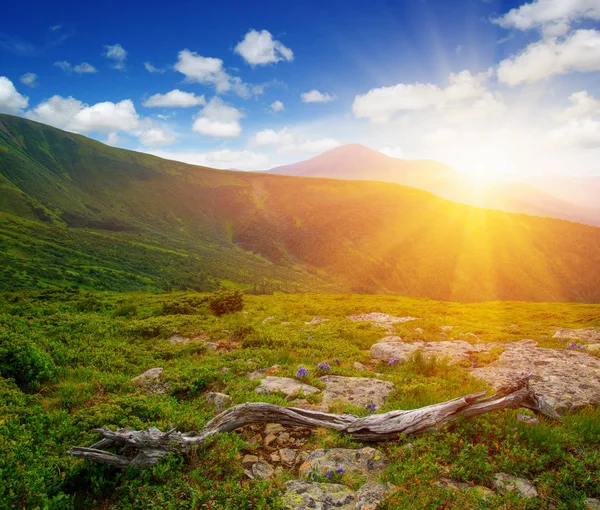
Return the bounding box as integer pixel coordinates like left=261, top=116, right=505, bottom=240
left=0, top=336, right=56, bottom=390
left=208, top=289, right=244, bottom=316
left=112, top=303, right=138, bottom=317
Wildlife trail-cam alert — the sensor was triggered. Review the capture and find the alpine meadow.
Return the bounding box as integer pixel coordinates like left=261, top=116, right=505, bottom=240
left=1, top=0, right=600, bottom=509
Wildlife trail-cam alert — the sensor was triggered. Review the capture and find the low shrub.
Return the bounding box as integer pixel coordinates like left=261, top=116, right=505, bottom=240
left=208, top=289, right=244, bottom=316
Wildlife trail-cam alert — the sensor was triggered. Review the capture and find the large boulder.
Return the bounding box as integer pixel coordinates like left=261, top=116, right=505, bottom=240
left=493, top=473, right=538, bottom=499
left=553, top=329, right=600, bottom=343
left=131, top=367, right=169, bottom=394
left=299, top=447, right=388, bottom=479
left=256, top=376, right=320, bottom=397
left=347, top=313, right=419, bottom=332
left=355, top=482, right=397, bottom=509
left=281, top=481, right=356, bottom=510
left=320, top=375, right=395, bottom=408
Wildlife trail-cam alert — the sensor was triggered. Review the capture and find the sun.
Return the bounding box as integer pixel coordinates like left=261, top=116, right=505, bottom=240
left=451, top=145, right=524, bottom=186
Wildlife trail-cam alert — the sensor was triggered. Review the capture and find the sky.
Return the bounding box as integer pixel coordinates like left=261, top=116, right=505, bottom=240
left=1, top=0, right=600, bottom=179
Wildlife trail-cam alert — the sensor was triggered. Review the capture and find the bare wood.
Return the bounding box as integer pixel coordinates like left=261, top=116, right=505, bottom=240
left=68, top=375, right=560, bottom=468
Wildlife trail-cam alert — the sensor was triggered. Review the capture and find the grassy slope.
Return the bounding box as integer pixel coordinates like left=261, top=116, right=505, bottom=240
left=1, top=113, right=600, bottom=302
left=0, top=290, right=598, bottom=508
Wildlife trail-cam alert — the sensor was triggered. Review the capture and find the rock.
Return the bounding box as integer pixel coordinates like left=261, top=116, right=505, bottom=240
left=305, top=317, right=329, bottom=325
left=414, top=327, right=424, bottom=334
left=299, top=447, right=388, bottom=479
left=262, top=316, right=275, bottom=323
left=241, top=454, right=258, bottom=467
left=256, top=376, right=320, bottom=397
left=281, top=481, right=356, bottom=510
left=131, top=367, right=169, bottom=394
left=585, top=344, right=600, bottom=354
left=270, top=452, right=281, bottom=463
left=347, top=313, right=419, bottom=333
left=379, top=336, right=403, bottom=343
left=252, top=460, right=274, bottom=480
left=356, top=482, right=397, bottom=509
left=370, top=339, right=496, bottom=365
left=320, top=375, right=395, bottom=408
left=553, top=329, right=600, bottom=343
left=219, top=367, right=230, bottom=373
left=279, top=448, right=297, bottom=466
left=584, top=498, right=600, bottom=510
left=265, top=423, right=286, bottom=435
left=169, top=334, right=190, bottom=344
left=472, top=345, right=600, bottom=409
left=440, top=326, right=454, bottom=331
left=264, top=434, right=278, bottom=447
left=354, top=362, right=369, bottom=371
left=277, top=432, right=291, bottom=444
left=247, top=365, right=282, bottom=380
left=493, top=473, right=538, bottom=499
left=436, top=478, right=494, bottom=500
left=205, top=342, right=218, bottom=351
left=205, top=392, right=230, bottom=411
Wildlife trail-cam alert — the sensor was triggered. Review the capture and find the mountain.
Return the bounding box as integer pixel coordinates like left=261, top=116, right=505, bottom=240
left=1, top=113, right=600, bottom=302
left=268, top=145, right=600, bottom=227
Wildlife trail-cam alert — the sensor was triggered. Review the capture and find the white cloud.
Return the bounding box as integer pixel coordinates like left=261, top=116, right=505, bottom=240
left=0, top=76, right=29, bottom=114
left=251, top=127, right=295, bottom=147
left=103, top=43, right=127, bottom=69
left=192, top=97, right=243, bottom=138
left=550, top=118, right=600, bottom=148
left=352, top=70, right=501, bottom=123
left=422, top=128, right=459, bottom=146
left=26, top=95, right=83, bottom=128
left=69, top=99, right=140, bottom=133
left=145, top=149, right=269, bottom=171
left=301, top=89, right=336, bottom=103
left=20, top=73, right=37, bottom=87
left=106, top=132, right=119, bottom=146
left=175, top=49, right=248, bottom=96
left=299, top=138, right=341, bottom=153
left=493, top=0, right=600, bottom=38
left=234, top=29, right=293, bottom=66
left=144, top=62, right=166, bottom=73
left=138, top=128, right=177, bottom=147
left=54, top=61, right=97, bottom=74
left=557, top=91, right=600, bottom=121
left=270, top=100, right=284, bottom=112
left=497, top=29, right=600, bottom=86
left=379, top=146, right=405, bottom=159
left=143, top=89, right=206, bottom=108
left=250, top=126, right=340, bottom=153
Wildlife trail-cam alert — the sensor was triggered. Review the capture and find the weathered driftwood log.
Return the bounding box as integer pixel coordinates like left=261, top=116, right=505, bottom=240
left=68, top=375, right=560, bottom=469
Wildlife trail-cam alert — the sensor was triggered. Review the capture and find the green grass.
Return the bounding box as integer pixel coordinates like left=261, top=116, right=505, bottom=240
left=0, top=291, right=598, bottom=509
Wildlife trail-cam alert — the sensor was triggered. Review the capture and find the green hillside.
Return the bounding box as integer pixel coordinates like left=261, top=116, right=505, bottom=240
left=1, top=113, right=600, bottom=302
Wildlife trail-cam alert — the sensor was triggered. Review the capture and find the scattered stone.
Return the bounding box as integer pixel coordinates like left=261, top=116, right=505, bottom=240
left=247, top=365, right=282, bottom=380
left=299, top=447, right=388, bottom=479
left=270, top=452, right=281, bottom=463
left=305, top=317, right=329, bottom=325
left=262, top=316, right=275, bottom=323
left=586, top=344, right=600, bottom=354
left=241, top=454, right=258, bottom=467
left=169, top=334, right=190, bottom=345
left=256, top=376, right=320, bottom=397
left=553, top=329, right=600, bottom=343
left=205, top=392, right=230, bottom=411
left=277, top=432, right=291, bottom=444
left=131, top=367, right=169, bottom=394
left=370, top=339, right=497, bottom=365
left=320, top=375, right=395, bottom=409
left=356, top=482, right=397, bottom=509
left=279, top=448, right=297, bottom=466
left=436, top=478, right=494, bottom=500
left=347, top=313, right=419, bottom=332
left=264, top=434, right=278, bottom=447
left=493, top=473, right=538, bottom=499
left=354, top=362, right=369, bottom=371
left=379, top=336, right=403, bottom=343
left=252, top=460, right=274, bottom=480
left=440, top=326, right=454, bottom=332
left=219, top=367, right=230, bottom=373
left=281, top=481, right=356, bottom=510
left=414, top=327, right=424, bottom=334
left=265, top=423, right=286, bottom=435
left=205, top=342, right=218, bottom=351
left=584, top=498, right=600, bottom=510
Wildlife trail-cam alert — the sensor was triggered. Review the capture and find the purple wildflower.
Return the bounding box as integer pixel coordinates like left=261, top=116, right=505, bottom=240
left=365, top=403, right=377, bottom=414
left=530, top=418, right=538, bottom=424
left=387, top=358, right=399, bottom=366
left=325, top=470, right=333, bottom=479
left=517, top=413, right=524, bottom=422
left=318, top=361, right=331, bottom=371
left=308, top=336, right=313, bottom=341
left=577, top=343, right=583, bottom=350
left=336, top=468, right=345, bottom=474
left=296, top=366, right=309, bottom=378
left=567, top=341, right=576, bottom=350
left=332, top=358, right=340, bottom=365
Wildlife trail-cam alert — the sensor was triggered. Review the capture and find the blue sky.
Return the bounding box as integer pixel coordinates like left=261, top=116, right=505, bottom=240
left=1, top=0, right=600, bottom=177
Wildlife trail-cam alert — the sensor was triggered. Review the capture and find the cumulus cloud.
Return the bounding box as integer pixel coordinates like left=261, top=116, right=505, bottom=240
left=144, top=62, right=167, bottom=73
left=174, top=49, right=251, bottom=97
left=301, top=90, right=336, bottom=103
left=497, top=29, right=600, bottom=86
left=550, top=91, right=600, bottom=148
left=145, top=149, right=269, bottom=171
left=138, top=128, right=177, bottom=147
left=20, top=73, right=37, bottom=87
left=192, top=97, right=243, bottom=138
left=26, top=95, right=84, bottom=128
left=54, top=61, right=98, bottom=74
left=0, top=77, right=29, bottom=114
left=352, top=70, right=502, bottom=123
left=270, top=100, right=284, bottom=112
left=379, top=146, right=405, bottom=159
left=234, top=29, right=293, bottom=66
left=251, top=127, right=295, bottom=147
left=143, top=89, right=206, bottom=108
left=250, top=126, right=340, bottom=153
left=493, top=0, right=600, bottom=38
left=104, top=43, right=127, bottom=69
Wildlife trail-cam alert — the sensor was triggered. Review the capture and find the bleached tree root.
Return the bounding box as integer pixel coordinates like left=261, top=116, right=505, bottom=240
left=68, top=375, right=561, bottom=469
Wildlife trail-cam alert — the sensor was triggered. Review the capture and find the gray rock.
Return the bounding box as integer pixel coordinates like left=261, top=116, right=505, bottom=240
left=347, top=313, right=419, bottom=333
left=355, top=482, right=397, bottom=509
left=169, top=334, right=190, bottom=344
left=279, top=448, right=297, bottom=466
left=256, top=376, right=320, bottom=397
left=205, top=342, right=218, bottom=351
left=353, top=362, right=369, bottom=371
left=436, top=478, right=494, bottom=500
left=281, top=480, right=356, bottom=510
left=299, top=447, right=388, bottom=479
left=553, top=329, right=600, bottom=343
left=252, top=460, right=274, bottom=480
left=305, top=317, right=329, bottom=325
left=241, top=454, right=258, bottom=467
left=493, top=473, right=538, bottom=499
left=205, top=392, right=230, bottom=411
left=265, top=423, right=286, bottom=435
left=131, top=368, right=169, bottom=394
left=320, top=375, right=395, bottom=409
left=584, top=498, right=600, bottom=510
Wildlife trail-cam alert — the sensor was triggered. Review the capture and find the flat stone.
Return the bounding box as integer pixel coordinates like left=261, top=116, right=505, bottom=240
left=281, top=481, right=356, bottom=510
left=205, top=342, right=218, bottom=351
left=584, top=498, right=600, bottom=510
left=493, top=473, right=538, bottom=499
left=299, top=447, right=388, bottom=479
left=265, top=423, right=286, bottom=435
left=347, top=313, right=419, bottom=332
left=252, top=460, right=274, bottom=480
left=279, top=448, right=297, bottom=466
left=241, top=454, right=258, bottom=467
left=169, top=334, right=190, bottom=344
left=131, top=367, right=169, bottom=394
left=356, top=482, right=397, bottom=509
left=247, top=365, right=282, bottom=380
left=205, top=392, right=230, bottom=411
left=256, top=376, right=320, bottom=397
left=264, top=434, right=278, bottom=447
left=354, top=362, right=369, bottom=371
left=553, top=329, right=600, bottom=343
left=319, top=375, right=395, bottom=408
left=305, top=317, right=329, bottom=325
left=472, top=345, right=600, bottom=410
left=436, top=478, right=494, bottom=500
